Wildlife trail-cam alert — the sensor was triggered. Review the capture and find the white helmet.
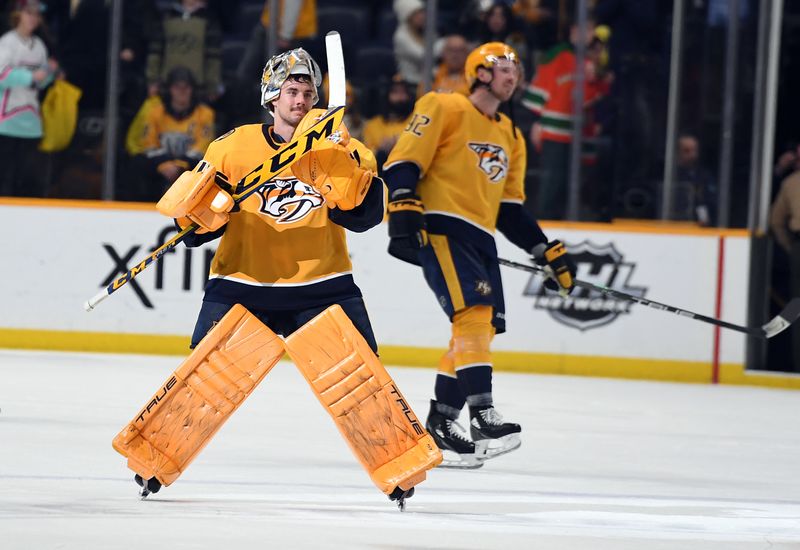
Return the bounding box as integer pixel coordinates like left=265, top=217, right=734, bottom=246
left=260, top=48, right=322, bottom=108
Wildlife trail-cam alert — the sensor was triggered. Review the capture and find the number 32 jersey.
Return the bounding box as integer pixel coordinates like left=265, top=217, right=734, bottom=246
left=384, top=91, right=527, bottom=252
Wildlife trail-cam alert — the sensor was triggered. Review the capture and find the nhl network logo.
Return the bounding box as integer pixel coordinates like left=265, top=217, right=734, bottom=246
left=524, top=241, right=647, bottom=331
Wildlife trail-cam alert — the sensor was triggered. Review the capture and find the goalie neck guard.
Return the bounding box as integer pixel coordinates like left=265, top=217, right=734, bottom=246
left=261, top=48, right=322, bottom=108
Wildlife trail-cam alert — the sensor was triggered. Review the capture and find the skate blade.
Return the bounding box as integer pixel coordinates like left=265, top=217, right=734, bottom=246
left=437, top=449, right=484, bottom=469
left=475, top=433, right=521, bottom=461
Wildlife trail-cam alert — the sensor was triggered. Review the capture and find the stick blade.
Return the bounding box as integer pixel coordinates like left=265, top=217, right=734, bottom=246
left=761, top=297, right=800, bottom=338
left=325, top=31, right=346, bottom=108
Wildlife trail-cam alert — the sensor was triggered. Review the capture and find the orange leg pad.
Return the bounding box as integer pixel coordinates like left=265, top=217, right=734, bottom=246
left=284, top=305, right=442, bottom=495
left=112, top=304, right=285, bottom=486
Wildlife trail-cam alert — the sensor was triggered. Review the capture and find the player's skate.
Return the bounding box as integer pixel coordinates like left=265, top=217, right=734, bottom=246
left=426, top=400, right=483, bottom=469
left=134, top=474, right=162, bottom=499
left=470, top=406, right=521, bottom=460
left=388, top=486, right=415, bottom=511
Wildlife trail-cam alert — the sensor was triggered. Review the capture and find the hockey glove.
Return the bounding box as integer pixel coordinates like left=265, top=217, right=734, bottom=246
left=291, top=140, right=374, bottom=211
left=156, top=162, right=233, bottom=234
left=532, top=240, right=576, bottom=295
left=387, top=190, right=428, bottom=266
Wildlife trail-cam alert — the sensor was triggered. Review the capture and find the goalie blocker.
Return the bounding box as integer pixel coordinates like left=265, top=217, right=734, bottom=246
left=113, top=304, right=440, bottom=502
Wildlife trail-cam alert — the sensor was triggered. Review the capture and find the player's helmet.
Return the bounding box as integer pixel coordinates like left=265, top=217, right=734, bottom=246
left=260, top=48, right=322, bottom=108
left=464, top=42, right=520, bottom=89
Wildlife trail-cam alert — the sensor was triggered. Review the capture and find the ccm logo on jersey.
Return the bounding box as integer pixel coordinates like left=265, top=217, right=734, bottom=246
left=468, top=142, right=508, bottom=182
left=257, top=177, right=324, bottom=223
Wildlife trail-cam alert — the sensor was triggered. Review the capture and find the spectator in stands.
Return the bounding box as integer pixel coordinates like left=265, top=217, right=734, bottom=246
left=48, top=0, right=157, bottom=120
left=260, top=0, right=317, bottom=52
left=774, top=142, right=800, bottom=195
left=393, top=0, right=431, bottom=85
left=236, top=0, right=318, bottom=121
left=521, top=19, right=609, bottom=219
left=0, top=0, right=57, bottom=197
left=477, top=2, right=529, bottom=74
left=769, top=153, right=800, bottom=373
left=52, top=0, right=110, bottom=111
left=511, top=0, right=563, bottom=61
left=671, top=133, right=717, bottom=226
left=363, top=74, right=414, bottom=173
left=127, top=66, right=215, bottom=201
left=146, top=0, right=222, bottom=101
left=424, top=34, right=470, bottom=96
left=593, top=0, right=660, bottom=219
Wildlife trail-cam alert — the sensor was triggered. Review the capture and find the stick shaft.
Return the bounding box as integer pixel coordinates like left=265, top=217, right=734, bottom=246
left=84, top=224, right=196, bottom=311
left=325, top=32, right=346, bottom=108
left=498, top=258, right=765, bottom=338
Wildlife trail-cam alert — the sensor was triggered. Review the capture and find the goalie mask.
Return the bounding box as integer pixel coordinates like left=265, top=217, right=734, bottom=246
left=260, top=48, right=322, bottom=108
left=464, top=42, right=520, bottom=90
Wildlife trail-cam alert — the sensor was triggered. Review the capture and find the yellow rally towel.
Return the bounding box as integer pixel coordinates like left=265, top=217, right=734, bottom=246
left=39, top=79, right=82, bottom=153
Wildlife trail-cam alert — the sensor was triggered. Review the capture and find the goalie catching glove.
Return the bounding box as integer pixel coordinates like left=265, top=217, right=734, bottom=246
left=387, top=190, right=428, bottom=266
left=532, top=240, right=576, bottom=295
left=291, top=109, right=374, bottom=211
left=156, top=162, right=233, bottom=233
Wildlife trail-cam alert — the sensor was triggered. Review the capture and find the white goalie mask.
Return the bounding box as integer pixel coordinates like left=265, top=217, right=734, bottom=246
left=260, top=48, right=322, bottom=108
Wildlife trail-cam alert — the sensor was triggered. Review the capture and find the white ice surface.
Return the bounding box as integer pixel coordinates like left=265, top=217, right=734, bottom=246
left=1, top=349, right=799, bottom=550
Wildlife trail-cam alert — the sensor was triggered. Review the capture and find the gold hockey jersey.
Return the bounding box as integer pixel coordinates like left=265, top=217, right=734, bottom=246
left=187, top=122, right=384, bottom=310
left=384, top=92, right=526, bottom=251
left=142, top=100, right=215, bottom=168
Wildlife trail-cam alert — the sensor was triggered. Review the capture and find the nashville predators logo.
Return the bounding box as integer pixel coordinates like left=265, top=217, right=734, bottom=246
left=468, top=142, right=508, bottom=183
left=257, top=178, right=324, bottom=223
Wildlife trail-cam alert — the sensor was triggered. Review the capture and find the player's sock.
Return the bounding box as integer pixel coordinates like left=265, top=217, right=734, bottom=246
left=469, top=405, right=521, bottom=460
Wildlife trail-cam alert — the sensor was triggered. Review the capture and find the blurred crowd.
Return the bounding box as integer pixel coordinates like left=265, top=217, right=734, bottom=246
left=0, top=0, right=769, bottom=227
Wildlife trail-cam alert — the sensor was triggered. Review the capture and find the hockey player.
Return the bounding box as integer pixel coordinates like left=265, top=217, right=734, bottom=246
left=135, top=66, right=215, bottom=200
left=121, top=48, right=439, bottom=507
left=384, top=43, right=577, bottom=468
left=179, top=48, right=380, bottom=357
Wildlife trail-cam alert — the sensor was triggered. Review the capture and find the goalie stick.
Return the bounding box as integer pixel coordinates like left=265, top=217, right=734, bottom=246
left=85, top=33, right=347, bottom=312
left=498, top=257, right=800, bottom=340
left=325, top=32, right=346, bottom=108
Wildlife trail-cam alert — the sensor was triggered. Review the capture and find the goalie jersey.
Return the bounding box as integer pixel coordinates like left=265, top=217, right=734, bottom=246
left=384, top=91, right=527, bottom=253
left=184, top=123, right=385, bottom=310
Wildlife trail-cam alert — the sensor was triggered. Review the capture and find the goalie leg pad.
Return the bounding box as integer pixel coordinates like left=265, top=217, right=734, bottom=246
left=284, top=305, right=442, bottom=495
left=112, top=304, right=285, bottom=486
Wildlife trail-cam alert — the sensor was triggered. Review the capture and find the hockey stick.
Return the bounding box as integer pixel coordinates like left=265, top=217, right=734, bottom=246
left=325, top=32, right=346, bottom=108
left=498, top=257, right=800, bottom=339
left=85, top=35, right=348, bottom=312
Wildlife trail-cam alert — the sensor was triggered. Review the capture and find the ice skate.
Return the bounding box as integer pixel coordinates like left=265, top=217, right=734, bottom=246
left=388, top=486, right=415, bottom=511
left=470, top=406, right=521, bottom=460
left=134, top=474, right=162, bottom=499
left=426, top=401, right=483, bottom=469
